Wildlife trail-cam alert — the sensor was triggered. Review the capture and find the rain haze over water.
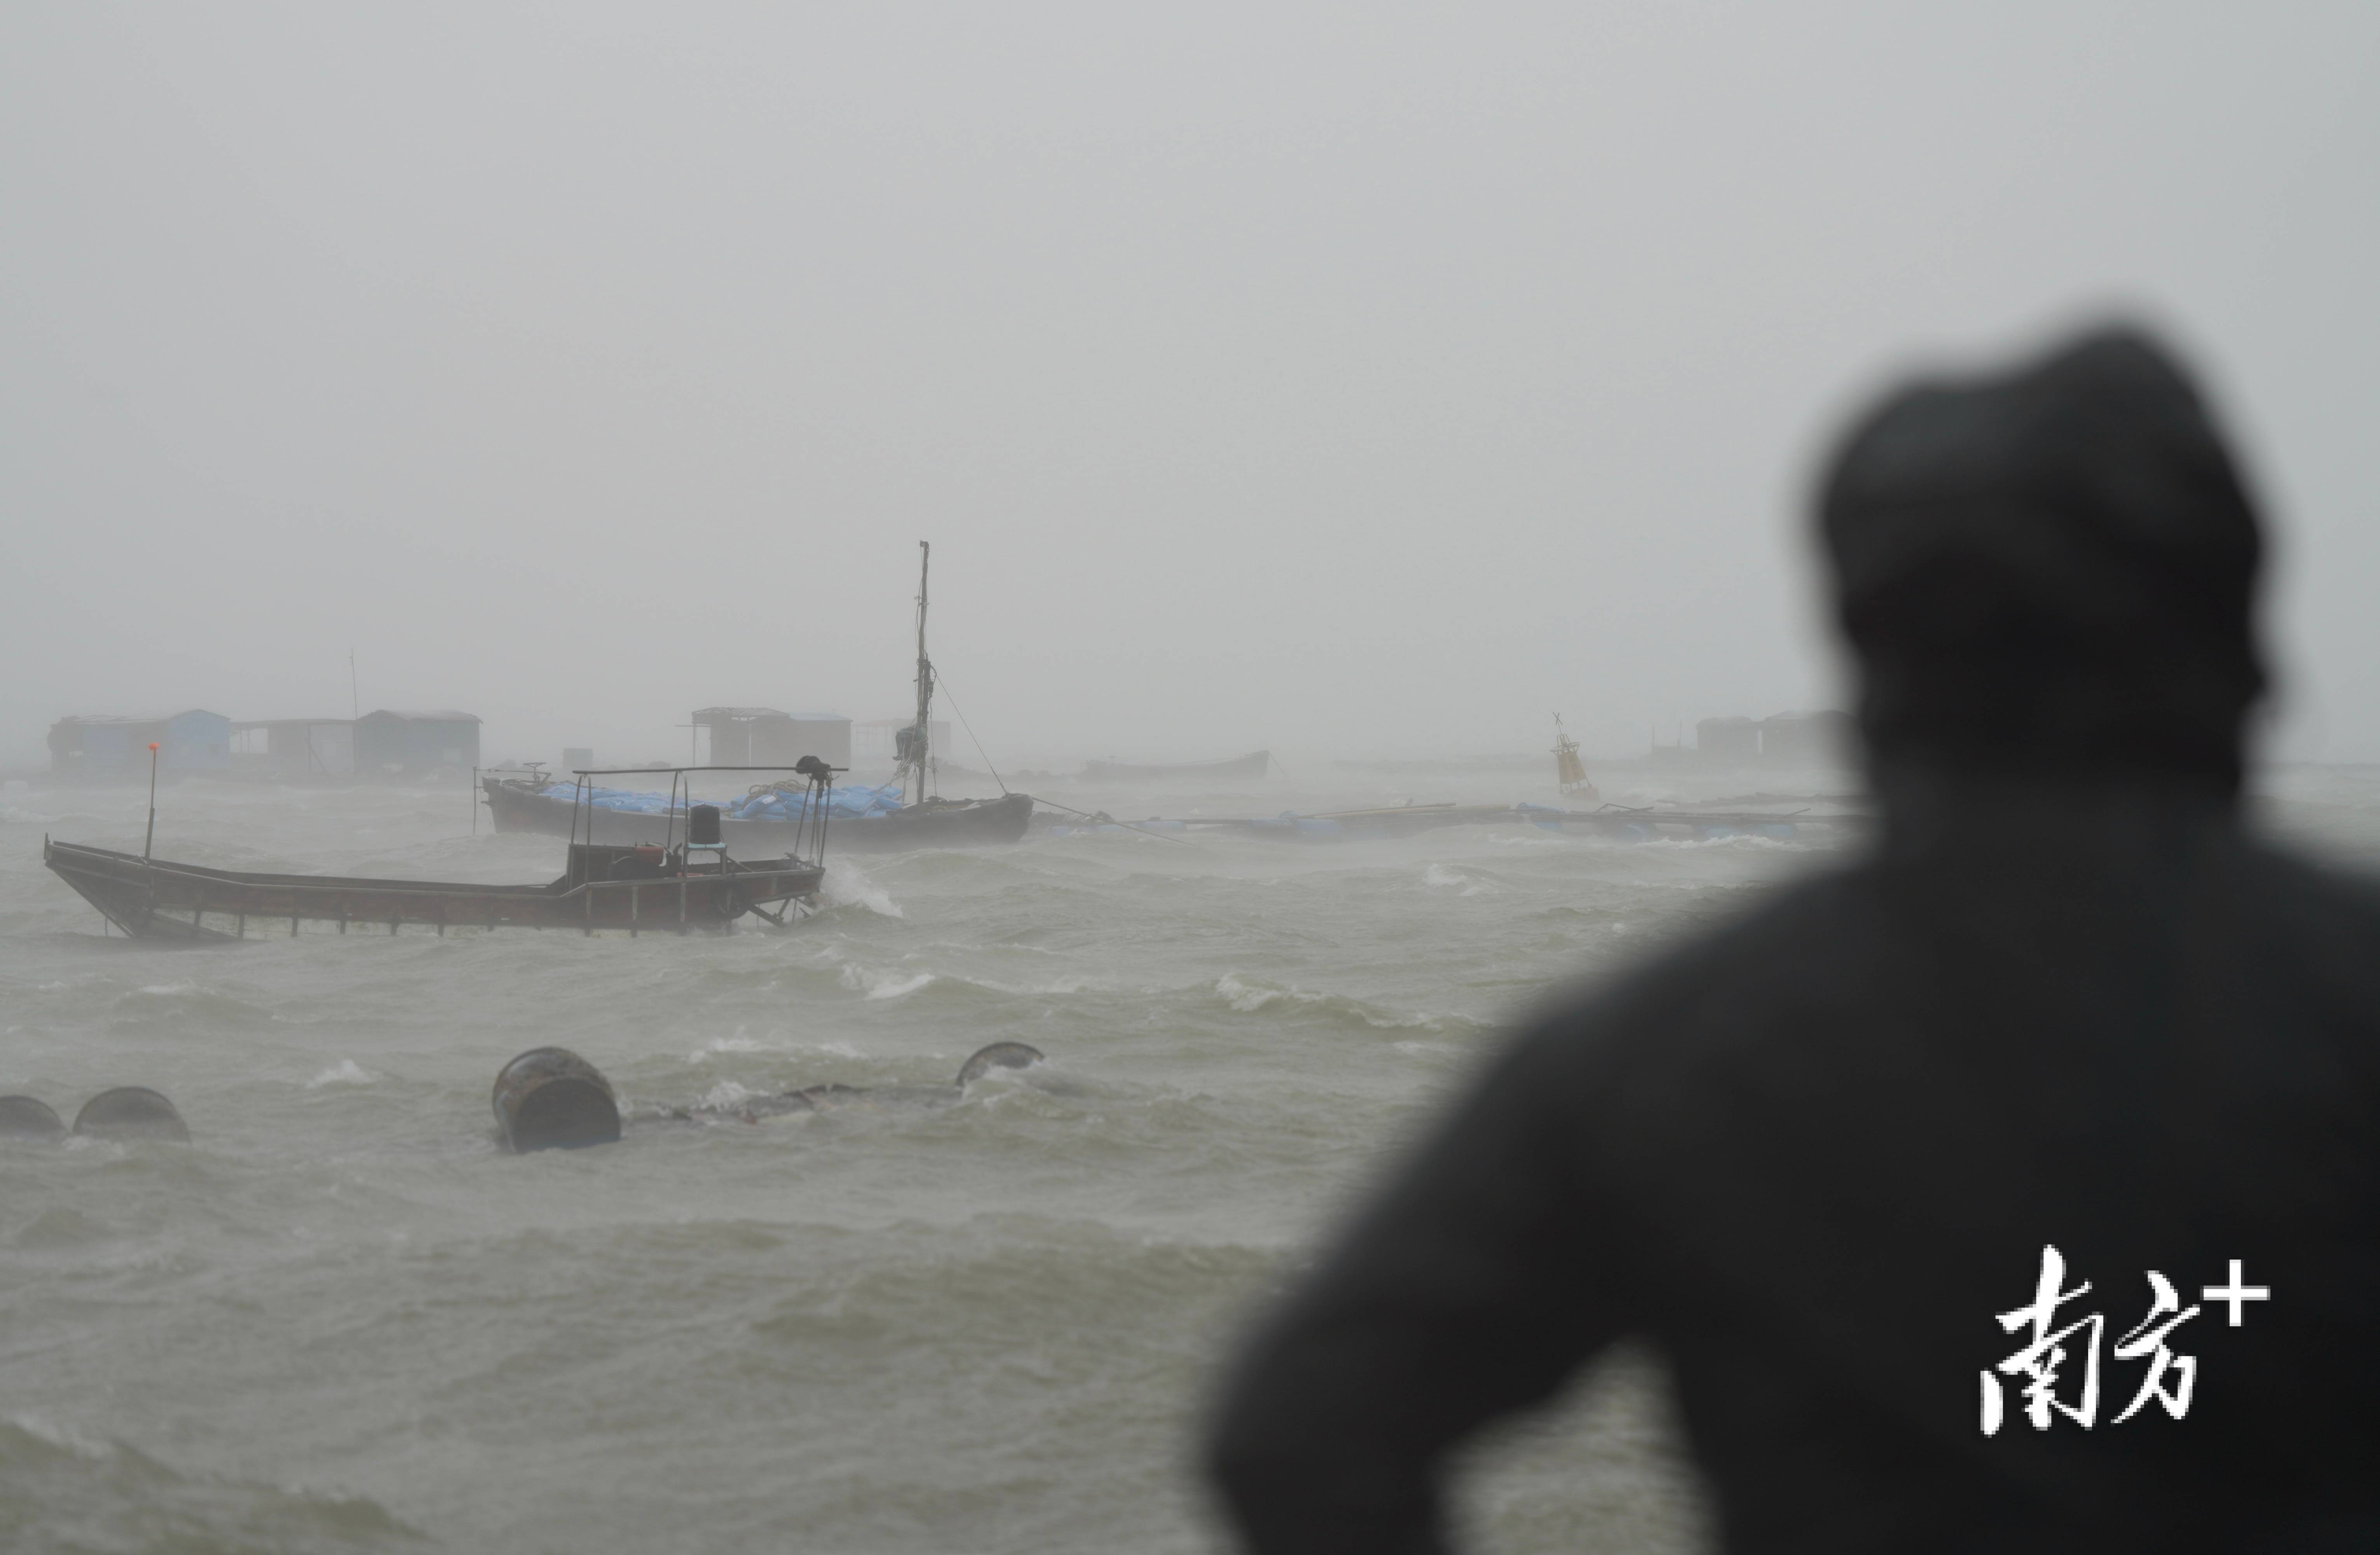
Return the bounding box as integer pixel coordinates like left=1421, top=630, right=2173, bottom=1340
left=4, top=5, right=2380, bottom=1552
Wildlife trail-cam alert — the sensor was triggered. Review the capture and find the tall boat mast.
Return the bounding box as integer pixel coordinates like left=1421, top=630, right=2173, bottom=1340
left=904, top=542, right=935, bottom=806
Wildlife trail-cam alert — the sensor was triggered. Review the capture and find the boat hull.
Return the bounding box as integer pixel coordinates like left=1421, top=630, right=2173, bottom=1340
left=42, top=839, right=822, bottom=940
left=482, top=781, right=1035, bottom=853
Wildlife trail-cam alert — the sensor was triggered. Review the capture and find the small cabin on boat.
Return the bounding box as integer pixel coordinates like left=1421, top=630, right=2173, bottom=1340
left=356, top=710, right=482, bottom=778
left=691, top=708, right=850, bottom=770
left=47, top=711, right=232, bottom=781
left=230, top=718, right=356, bottom=777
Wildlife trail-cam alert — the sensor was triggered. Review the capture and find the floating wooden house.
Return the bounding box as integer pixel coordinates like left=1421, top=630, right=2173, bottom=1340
left=47, top=711, right=231, bottom=781
left=1691, top=710, right=1855, bottom=766
left=691, top=708, right=850, bottom=770
left=1757, top=709, right=1856, bottom=767
left=356, top=710, right=482, bottom=778
left=230, top=719, right=356, bottom=777
left=1695, top=716, right=1763, bottom=762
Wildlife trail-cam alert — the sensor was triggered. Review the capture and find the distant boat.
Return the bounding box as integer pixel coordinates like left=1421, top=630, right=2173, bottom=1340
left=482, top=778, right=1033, bottom=852
left=1080, top=751, right=1270, bottom=783
left=484, top=541, right=1038, bottom=854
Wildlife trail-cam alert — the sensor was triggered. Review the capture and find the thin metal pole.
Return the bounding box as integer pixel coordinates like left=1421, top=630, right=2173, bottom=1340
left=909, top=541, right=932, bottom=807
left=143, top=742, right=160, bottom=861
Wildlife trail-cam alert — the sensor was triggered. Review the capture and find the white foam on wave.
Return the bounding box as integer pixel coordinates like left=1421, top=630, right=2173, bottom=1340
left=699, top=1080, right=759, bottom=1109
left=821, top=859, right=902, bottom=918
left=1213, top=972, right=1442, bottom=1029
left=839, top=964, right=936, bottom=1001
left=688, top=1033, right=764, bottom=1061
left=1214, top=972, right=1288, bottom=1013
left=1640, top=832, right=1804, bottom=851
left=1421, top=863, right=1497, bottom=896
left=4, top=1413, right=112, bottom=1459
left=305, top=1059, right=376, bottom=1087
left=972, top=973, right=1103, bottom=998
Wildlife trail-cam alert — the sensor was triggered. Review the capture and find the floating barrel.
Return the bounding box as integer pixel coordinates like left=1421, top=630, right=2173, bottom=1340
left=0, top=1095, right=67, bottom=1140
left=954, top=1042, right=1045, bottom=1086
left=492, top=1047, right=621, bottom=1152
left=72, top=1087, right=190, bottom=1142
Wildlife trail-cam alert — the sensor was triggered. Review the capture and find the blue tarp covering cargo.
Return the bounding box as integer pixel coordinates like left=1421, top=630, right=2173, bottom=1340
left=540, top=781, right=905, bottom=821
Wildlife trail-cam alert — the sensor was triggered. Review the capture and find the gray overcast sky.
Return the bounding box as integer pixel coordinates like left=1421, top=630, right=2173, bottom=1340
left=4, top=3, right=2375, bottom=767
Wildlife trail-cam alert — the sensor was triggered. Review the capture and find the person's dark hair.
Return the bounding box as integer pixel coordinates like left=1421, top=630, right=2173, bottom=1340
left=1819, top=327, right=2266, bottom=790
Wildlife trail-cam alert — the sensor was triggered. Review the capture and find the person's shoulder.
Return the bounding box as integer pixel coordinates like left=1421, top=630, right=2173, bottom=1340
left=2237, top=834, right=2380, bottom=982
left=1504, top=863, right=1881, bottom=1089
left=2245, top=834, right=2380, bottom=914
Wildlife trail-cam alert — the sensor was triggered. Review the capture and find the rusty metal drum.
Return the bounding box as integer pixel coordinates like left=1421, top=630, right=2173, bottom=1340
left=492, top=1047, right=621, bottom=1152
left=72, top=1087, right=190, bottom=1142
left=954, top=1042, right=1045, bottom=1085
left=0, top=1095, right=67, bottom=1140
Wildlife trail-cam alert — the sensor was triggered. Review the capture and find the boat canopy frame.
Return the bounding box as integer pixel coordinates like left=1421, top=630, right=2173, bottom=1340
left=564, top=763, right=844, bottom=869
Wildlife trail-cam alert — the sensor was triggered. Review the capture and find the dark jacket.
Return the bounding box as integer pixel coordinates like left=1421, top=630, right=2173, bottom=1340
left=1206, top=332, right=2380, bottom=1552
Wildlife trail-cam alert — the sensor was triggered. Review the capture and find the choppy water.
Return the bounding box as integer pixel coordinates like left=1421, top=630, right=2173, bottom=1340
left=4, top=764, right=2373, bottom=1553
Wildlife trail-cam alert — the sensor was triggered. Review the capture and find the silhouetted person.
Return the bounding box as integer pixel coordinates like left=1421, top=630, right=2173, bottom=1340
left=1207, top=328, right=2380, bottom=1553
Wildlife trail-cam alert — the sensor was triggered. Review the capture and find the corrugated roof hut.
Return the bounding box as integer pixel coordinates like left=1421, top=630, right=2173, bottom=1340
left=1696, top=715, right=1762, bottom=763
left=355, top=710, right=481, bottom=778
left=48, top=711, right=231, bottom=781
left=691, top=708, right=850, bottom=769
left=230, top=719, right=356, bottom=777
left=1758, top=709, right=1856, bottom=767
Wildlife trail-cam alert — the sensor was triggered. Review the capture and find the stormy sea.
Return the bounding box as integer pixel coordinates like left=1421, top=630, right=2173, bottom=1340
left=4, top=764, right=2375, bottom=1553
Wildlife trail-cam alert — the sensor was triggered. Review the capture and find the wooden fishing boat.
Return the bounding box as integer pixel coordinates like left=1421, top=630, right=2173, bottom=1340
left=42, top=838, right=824, bottom=940
left=481, top=778, right=1035, bottom=852
left=1079, top=750, right=1270, bottom=783
left=46, top=761, right=838, bottom=941
left=487, top=543, right=1037, bottom=856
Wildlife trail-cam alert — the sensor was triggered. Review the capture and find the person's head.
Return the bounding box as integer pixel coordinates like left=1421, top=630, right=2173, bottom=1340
left=1819, top=327, right=2265, bottom=793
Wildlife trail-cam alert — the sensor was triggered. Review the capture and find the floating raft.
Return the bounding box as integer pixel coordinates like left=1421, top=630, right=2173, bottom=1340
left=1078, top=751, right=1271, bottom=783
left=1043, top=803, right=1873, bottom=842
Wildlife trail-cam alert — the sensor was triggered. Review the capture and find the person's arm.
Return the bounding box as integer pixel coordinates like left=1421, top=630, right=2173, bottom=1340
left=1205, top=1026, right=1638, bottom=1555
